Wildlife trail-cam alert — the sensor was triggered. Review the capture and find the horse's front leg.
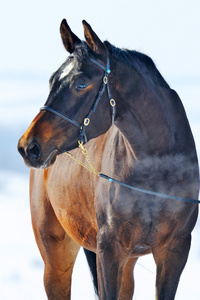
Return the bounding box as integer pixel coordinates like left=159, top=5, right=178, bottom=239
left=42, top=233, right=80, bottom=300
left=119, top=257, right=138, bottom=300
left=30, top=171, right=80, bottom=300
left=96, top=226, right=128, bottom=300
left=32, top=200, right=80, bottom=300
left=152, top=234, right=191, bottom=300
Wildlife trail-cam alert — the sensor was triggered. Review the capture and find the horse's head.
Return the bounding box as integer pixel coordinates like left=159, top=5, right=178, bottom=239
left=18, top=20, right=114, bottom=168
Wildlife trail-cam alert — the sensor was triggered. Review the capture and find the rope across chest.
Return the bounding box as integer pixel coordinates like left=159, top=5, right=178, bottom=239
left=67, top=141, right=200, bottom=204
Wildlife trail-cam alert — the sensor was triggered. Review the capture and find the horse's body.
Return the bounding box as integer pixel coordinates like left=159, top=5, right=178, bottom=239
left=18, top=20, right=199, bottom=300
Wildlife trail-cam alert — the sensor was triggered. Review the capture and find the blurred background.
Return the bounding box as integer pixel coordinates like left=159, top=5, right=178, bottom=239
left=0, top=0, right=200, bottom=299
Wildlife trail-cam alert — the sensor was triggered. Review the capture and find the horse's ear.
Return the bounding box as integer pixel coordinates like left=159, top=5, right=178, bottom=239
left=60, top=19, right=81, bottom=53
left=82, top=20, right=107, bottom=57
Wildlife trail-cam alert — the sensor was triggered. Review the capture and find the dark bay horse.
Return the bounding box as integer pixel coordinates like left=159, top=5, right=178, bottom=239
left=18, top=19, right=199, bottom=300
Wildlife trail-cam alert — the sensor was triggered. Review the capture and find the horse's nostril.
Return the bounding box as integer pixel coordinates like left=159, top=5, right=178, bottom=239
left=27, top=142, right=41, bottom=161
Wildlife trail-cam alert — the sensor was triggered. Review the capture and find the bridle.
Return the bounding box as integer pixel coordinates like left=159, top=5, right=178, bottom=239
left=40, top=56, right=115, bottom=145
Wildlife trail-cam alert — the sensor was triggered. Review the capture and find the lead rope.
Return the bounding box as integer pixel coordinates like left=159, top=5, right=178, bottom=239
left=66, top=142, right=200, bottom=204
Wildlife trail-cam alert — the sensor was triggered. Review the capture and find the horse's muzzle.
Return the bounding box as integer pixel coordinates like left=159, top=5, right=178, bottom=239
left=18, top=139, right=41, bottom=159
left=18, top=137, right=44, bottom=167
left=18, top=136, right=59, bottom=169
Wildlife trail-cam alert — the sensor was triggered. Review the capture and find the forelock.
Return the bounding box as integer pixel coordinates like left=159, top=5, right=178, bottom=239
left=74, top=42, right=89, bottom=59
left=73, top=42, right=102, bottom=61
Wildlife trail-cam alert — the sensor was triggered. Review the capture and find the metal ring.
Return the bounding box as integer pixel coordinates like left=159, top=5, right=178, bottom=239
left=84, top=118, right=90, bottom=126
left=110, top=99, right=116, bottom=107
left=103, top=76, right=108, bottom=84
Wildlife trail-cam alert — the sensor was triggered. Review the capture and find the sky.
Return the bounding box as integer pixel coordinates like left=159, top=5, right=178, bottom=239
left=0, top=0, right=200, bottom=299
left=1, top=0, right=200, bottom=79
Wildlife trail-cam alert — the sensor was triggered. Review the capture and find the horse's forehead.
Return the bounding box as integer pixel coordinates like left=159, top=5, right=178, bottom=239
left=59, top=59, right=75, bottom=81
left=58, top=49, right=89, bottom=81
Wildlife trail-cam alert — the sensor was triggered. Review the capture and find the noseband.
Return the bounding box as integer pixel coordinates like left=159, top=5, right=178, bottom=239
left=40, top=56, right=115, bottom=144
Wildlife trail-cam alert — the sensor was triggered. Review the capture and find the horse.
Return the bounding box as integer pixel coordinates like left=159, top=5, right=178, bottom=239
left=18, top=19, right=199, bottom=300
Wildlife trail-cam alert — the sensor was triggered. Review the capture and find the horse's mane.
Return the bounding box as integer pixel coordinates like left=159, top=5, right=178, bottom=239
left=104, top=41, right=170, bottom=88
left=74, top=41, right=169, bottom=88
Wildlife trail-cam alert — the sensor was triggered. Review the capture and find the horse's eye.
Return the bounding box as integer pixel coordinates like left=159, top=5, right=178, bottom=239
left=77, top=83, right=86, bottom=90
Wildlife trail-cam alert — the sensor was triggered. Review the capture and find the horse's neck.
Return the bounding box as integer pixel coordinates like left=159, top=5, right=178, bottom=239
left=112, top=65, right=174, bottom=157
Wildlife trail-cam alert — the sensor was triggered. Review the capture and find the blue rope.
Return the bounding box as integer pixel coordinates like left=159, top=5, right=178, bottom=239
left=99, top=173, right=200, bottom=204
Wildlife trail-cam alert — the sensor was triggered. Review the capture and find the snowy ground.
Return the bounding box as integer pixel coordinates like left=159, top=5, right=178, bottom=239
left=0, top=77, right=200, bottom=299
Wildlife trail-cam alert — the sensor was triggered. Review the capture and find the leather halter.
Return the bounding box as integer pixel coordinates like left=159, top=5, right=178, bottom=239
left=40, top=56, right=115, bottom=144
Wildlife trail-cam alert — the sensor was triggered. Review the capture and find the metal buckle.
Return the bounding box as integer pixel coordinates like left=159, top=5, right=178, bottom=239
left=103, top=76, right=108, bottom=84
left=84, top=118, right=90, bottom=126
left=110, top=99, right=116, bottom=107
